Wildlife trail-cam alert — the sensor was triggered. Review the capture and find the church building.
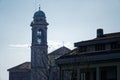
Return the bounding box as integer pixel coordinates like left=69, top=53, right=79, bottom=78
left=8, top=8, right=70, bottom=80
left=8, top=46, right=70, bottom=80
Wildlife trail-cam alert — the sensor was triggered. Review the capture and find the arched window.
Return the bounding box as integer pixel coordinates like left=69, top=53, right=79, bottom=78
left=37, top=29, right=43, bottom=44
left=37, top=38, right=41, bottom=44
left=37, top=30, right=42, bottom=36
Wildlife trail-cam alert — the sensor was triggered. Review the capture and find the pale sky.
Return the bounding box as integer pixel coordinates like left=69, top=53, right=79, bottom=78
left=0, top=0, right=120, bottom=80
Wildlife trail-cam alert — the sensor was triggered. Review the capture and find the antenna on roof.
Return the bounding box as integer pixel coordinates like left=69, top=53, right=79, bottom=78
left=63, top=41, right=65, bottom=47
left=39, top=4, right=41, bottom=10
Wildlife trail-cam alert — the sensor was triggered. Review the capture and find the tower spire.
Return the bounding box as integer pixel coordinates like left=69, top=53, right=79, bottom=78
left=39, top=4, right=41, bottom=10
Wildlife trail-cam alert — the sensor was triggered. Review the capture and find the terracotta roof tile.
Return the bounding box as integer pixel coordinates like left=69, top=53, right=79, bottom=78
left=8, top=62, right=31, bottom=71
left=48, top=46, right=71, bottom=56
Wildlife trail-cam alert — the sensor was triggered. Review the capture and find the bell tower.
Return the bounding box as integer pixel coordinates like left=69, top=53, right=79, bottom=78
left=30, top=7, right=49, bottom=80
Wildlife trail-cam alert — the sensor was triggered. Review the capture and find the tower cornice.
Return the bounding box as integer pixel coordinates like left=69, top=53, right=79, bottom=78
left=30, top=22, right=49, bottom=27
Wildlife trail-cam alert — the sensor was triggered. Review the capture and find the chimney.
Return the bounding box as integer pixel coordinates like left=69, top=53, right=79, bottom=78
left=97, top=28, right=104, bottom=38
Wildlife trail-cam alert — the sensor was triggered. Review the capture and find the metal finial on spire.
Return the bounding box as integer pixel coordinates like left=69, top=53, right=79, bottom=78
left=39, top=4, right=41, bottom=10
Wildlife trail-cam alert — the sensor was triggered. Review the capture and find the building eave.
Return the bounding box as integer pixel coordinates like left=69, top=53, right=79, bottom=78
left=56, top=51, right=120, bottom=65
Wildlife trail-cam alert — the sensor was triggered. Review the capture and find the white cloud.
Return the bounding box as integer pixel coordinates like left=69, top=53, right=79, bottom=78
left=9, top=40, right=74, bottom=52
left=9, top=44, right=30, bottom=48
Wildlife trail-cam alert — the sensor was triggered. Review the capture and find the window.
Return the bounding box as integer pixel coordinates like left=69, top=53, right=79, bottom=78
left=79, top=46, right=87, bottom=52
left=62, top=70, right=72, bottom=80
left=95, top=44, right=105, bottom=51
left=62, top=69, right=77, bottom=80
left=37, top=38, right=41, bottom=44
left=101, top=66, right=117, bottom=80
left=111, top=42, right=120, bottom=50
left=72, top=69, right=77, bottom=80
left=80, top=68, right=96, bottom=80
left=37, top=29, right=43, bottom=44
left=37, top=31, right=42, bottom=36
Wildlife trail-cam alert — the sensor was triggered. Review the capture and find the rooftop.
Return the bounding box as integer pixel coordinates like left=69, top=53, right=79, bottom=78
left=34, top=10, right=46, bottom=18
left=8, top=62, right=31, bottom=72
left=57, top=30, right=120, bottom=63
left=48, top=46, right=71, bottom=56
left=75, top=31, right=120, bottom=47
left=94, top=32, right=120, bottom=40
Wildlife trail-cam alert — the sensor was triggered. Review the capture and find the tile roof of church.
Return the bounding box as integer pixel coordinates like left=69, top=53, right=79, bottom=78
left=48, top=46, right=71, bottom=56
left=8, top=62, right=31, bottom=72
